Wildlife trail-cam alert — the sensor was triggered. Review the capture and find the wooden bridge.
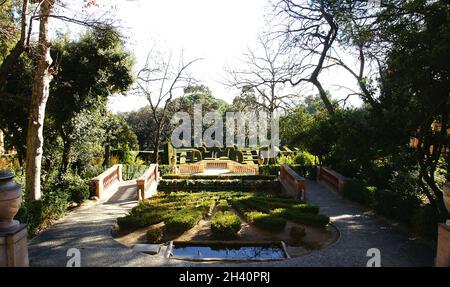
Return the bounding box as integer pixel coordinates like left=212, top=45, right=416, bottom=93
left=91, top=164, right=159, bottom=203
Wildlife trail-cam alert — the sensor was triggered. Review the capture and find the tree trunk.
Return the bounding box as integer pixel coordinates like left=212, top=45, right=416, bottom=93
left=60, top=140, right=71, bottom=175
left=153, top=127, right=161, bottom=164
left=25, top=0, right=55, bottom=201
left=103, top=144, right=111, bottom=167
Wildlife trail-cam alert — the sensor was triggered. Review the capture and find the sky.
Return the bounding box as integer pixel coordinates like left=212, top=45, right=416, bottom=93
left=49, top=0, right=362, bottom=113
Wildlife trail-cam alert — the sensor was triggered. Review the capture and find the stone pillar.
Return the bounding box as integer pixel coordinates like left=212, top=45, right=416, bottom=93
left=436, top=223, right=450, bottom=267
left=0, top=224, right=29, bottom=267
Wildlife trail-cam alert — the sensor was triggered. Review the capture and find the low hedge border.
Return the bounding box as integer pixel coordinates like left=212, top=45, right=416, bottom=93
left=158, top=179, right=281, bottom=191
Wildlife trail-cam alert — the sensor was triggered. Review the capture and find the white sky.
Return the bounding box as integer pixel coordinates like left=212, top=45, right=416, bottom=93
left=49, top=0, right=362, bottom=113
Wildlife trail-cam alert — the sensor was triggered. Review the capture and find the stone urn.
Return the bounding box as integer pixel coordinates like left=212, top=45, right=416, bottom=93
left=0, top=170, right=22, bottom=230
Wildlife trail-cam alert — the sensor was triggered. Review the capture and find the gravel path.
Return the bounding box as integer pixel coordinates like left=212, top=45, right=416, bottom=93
left=28, top=180, right=436, bottom=267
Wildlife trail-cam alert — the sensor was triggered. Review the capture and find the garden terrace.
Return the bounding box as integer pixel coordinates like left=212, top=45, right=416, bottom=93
left=114, top=191, right=336, bottom=260
left=173, top=159, right=259, bottom=176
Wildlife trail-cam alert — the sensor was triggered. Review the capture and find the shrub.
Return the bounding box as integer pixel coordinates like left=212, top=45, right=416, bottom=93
left=253, top=214, right=287, bottom=232
left=67, top=185, right=90, bottom=204
left=211, top=211, right=241, bottom=238
left=146, top=228, right=164, bottom=243
left=276, top=155, right=294, bottom=165
left=411, top=204, right=439, bottom=239
left=343, top=179, right=376, bottom=207
left=259, top=164, right=316, bottom=179
left=158, top=164, right=173, bottom=176
left=117, top=215, right=146, bottom=230
left=117, top=210, right=165, bottom=231
left=293, top=151, right=315, bottom=166
left=286, top=211, right=330, bottom=227
left=271, top=208, right=287, bottom=217
left=373, top=188, right=421, bottom=224
left=162, top=174, right=276, bottom=180
left=164, top=209, right=203, bottom=234
left=216, top=199, right=229, bottom=212
left=290, top=226, right=306, bottom=242
left=122, top=164, right=148, bottom=181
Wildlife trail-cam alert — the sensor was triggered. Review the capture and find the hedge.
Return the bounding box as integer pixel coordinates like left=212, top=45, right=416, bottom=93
left=164, top=209, right=203, bottom=234
left=342, top=179, right=377, bottom=207
left=342, top=179, right=435, bottom=238
left=252, top=213, right=287, bottom=231
left=146, top=228, right=163, bottom=243
left=162, top=174, right=276, bottom=180
left=211, top=211, right=242, bottom=238
left=158, top=179, right=281, bottom=191
left=259, top=164, right=316, bottom=179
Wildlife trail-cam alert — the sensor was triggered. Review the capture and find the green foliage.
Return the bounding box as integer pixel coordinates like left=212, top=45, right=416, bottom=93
left=122, top=164, right=148, bottom=181
left=211, top=211, right=241, bottom=238
left=158, top=178, right=280, bottom=192
left=146, top=228, right=164, bottom=243
left=164, top=209, right=203, bottom=234
left=158, top=164, right=173, bottom=176
left=259, top=164, right=316, bottom=179
left=293, top=151, right=315, bottom=165
left=343, top=179, right=377, bottom=207
left=252, top=213, right=287, bottom=232
left=162, top=174, right=276, bottom=180
left=216, top=199, right=230, bottom=212
left=117, top=210, right=165, bottom=231
left=285, top=210, right=330, bottom=227
left=372, top=189, right=421, bottom=224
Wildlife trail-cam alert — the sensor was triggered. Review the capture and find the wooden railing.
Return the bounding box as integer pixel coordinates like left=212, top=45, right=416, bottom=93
left=91, top=164, right=122, bottom=199
left=317, top=166, right=347, bottom=193
left=279, top=164, right=306, bottom=200
left=136, top=164, right=159, bottom=200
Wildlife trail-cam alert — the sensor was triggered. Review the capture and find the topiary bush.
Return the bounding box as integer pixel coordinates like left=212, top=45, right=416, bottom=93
left=146, top=228, right=164, bottom=243
left=164, top=209, right=203, bottom=234
left=286, top=211, right=330, bottom=227
left=211, top=211, right=241, bottom=238
left=253, top=213, right=287, bottom=232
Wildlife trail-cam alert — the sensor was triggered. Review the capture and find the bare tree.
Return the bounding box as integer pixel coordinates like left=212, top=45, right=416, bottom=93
left=136, top=50, right=200, bottom=164
left=274, top=0, right=338, bottom=114
left=274, top=0, right=384, bottom=112
left=226, top=35, right=300, bottom=118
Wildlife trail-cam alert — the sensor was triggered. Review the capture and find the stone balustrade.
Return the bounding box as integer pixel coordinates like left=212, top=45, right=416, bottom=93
left=317, top=165, right=347, bottom=194
left=91, top=164, right=122, bottom=199
left=136, top=164, right=159, bottom=200
left=173, top=160, right=259, bottom=175
left=279, top=164, right=306, bottom=200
